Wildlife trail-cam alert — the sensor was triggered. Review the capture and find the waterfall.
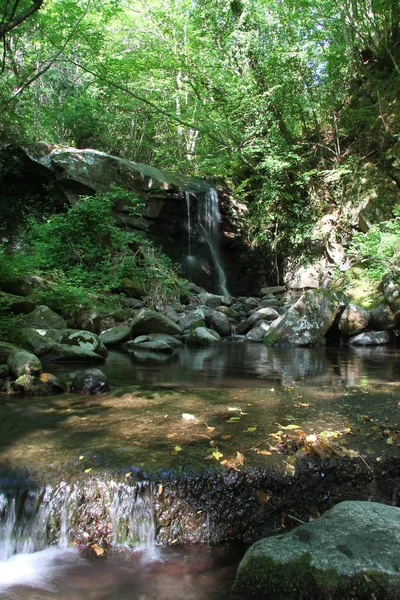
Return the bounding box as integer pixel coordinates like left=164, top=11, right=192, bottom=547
left=0, top=480, right=157, bottom=561
left=198, top=187, right=229, bottom=296
left=185, top=191, right=192, bottom=257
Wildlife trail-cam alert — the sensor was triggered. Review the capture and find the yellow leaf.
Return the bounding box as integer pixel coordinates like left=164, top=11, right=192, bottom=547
left=257, top=449, right=272, bottom=456
left=79, top=455, right=84, bottom=460
left=158, top=484, right=163, bottom=494
left=387, top=437, right=394, bottom=445
left=247, top=427, right=257, bottom=432
left=228, top=416, right=241, bottom=422
left=91, top=544, right=104, bottom=557
left=167, top=433, right=177, bottom=439
left=221, top=434, right=231, bottom=440
left=281, top=424, right=302, bottom=430
left=174, top=445, right=182, bottom=452
left=125, top=472, right=132, bottom=478
left=209, top=440, right=216, bottom=446
left=206, top=426, right=215, bottom=432
left=339, top=446, right=360, bottom=458
left=212, top=449, right=223, bottom=461
left=84, top=468, right=92, bottom=473
left=235, top=451, right=245, bottom=465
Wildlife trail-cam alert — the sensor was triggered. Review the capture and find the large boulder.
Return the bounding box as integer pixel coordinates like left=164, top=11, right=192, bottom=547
left=370, top=303, right=400, bottom=329
left=13, top=374, right=54, bottom=396
left=7, top=350, right=42, bottom=377
left=232, top=501, right=400, bottom=600
left=99, top=325, right=132, bottom=346
left=43, top=329, right=108, bottom=358
left=264, top=289, right=347, bottom=346
left=338, top=303, right=370, bottom=337
left=245, top=322, right=271, bottom=342
left=23, top=329, right=106, bottom=363
left=130, top=308, right=182, bottom=336
left=0, top=292, right=36, bottom=315
left=25, top=305, right=67, bottom=329
left=71, top=369, right=109, bottom=394
left=179, top=307, right=207, bottom=331
left=205, top=310, right=231, bottom=336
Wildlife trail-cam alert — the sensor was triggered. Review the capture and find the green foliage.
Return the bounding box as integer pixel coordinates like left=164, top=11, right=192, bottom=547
left=348, top=211, right=400, bottom=282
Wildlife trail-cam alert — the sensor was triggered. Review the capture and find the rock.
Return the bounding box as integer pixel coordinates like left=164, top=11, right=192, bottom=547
left=244, top=297, right=259, bottom=310
left=25, top=305, right=67, bottom=329
left=349, top=330, right=393, bottom=346
left=126, top=333, right=183, bottom=353
left=237, top=308, right=280, bottom=335
left=264, top=289, right=347, bottom=346
left=7, top=350, right=42, bottom=377
left=71, top=369, right=109, bottom=394
left=0, top=341, right=20, bottom=362
left=71, top=308, right=102, bottom=333
left=23, top=329, right=106, bottom=363
left=100, top=325, right=132, bottom=346
left=232, top=501, right=400, bottom=600
left=198, top=292, right=226, bottom=308
left=187, top=283, right=204, bottom=294
left=259, top=298, right=280, bottom=309
left=120, top=297, right=144, bottom=309
left=120, top=277, right=148, bottom=299
left=338, top=303, right=370, bottom=337
left=205, top=310, right=231, bottom=336
left=162, top=305, right=181, bottom=323
left=0, top=364, right=10, bottom=378
left=42, top=329, right=108, bottom=358
left=39, top=372, right=66, bottom=393
left=245, top=322, right=271, bottom=342
left=383, top=277, right=400, bottom=313
left=130, top=308, right=182, bottom=336
left=179, top=308, right=207, bottom=331
left=0, top=292, right=37, bottom=315
left=13, top=374, right=54, bottom=395
left=0, top=277, right=34, bottom=296
left=370, top=303, right=400, bottom=329
left=187, top=327, right=221, bottom=346
left=260, top=286, right=285, bottom=296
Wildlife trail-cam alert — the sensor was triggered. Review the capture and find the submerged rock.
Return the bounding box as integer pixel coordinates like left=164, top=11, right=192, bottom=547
left=349, top=330, right=393, bottom=346
left=13, top=374, right=54, bottom=395
left=71, top=368, right=109, bottom=394
left=232, top=501, right=400, bottom=600
left=126, top=333, right=183, bottom=353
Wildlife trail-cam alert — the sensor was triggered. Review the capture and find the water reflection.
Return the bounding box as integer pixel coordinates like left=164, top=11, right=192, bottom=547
left=48, top=343, right=400, bottom=389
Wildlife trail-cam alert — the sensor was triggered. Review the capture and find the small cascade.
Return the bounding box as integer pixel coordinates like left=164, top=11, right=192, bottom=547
left=198, top=187, right=229, bottom=296
left=185, top=191, right=192, bottom=257
left=0, top=480, right=157, bottom=562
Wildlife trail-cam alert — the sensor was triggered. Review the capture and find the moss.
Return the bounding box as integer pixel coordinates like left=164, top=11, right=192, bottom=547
left=231, top=552, right=400, bottom=599
left=332, top=267, right=384, bottom=309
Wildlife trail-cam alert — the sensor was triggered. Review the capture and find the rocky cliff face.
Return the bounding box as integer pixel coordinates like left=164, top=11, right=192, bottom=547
left=0, top=143, right=251, bottom=294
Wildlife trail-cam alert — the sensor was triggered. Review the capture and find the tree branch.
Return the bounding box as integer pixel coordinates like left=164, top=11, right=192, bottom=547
left=0, top=0, right=44, bottom=40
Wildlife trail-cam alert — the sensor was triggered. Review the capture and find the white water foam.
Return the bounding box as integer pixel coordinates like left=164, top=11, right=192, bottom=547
left=0, top=546, right=78, bottom=592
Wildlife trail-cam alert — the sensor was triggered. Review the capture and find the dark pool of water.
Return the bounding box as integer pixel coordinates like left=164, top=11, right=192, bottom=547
left=47, top=342, right=400, bottom=389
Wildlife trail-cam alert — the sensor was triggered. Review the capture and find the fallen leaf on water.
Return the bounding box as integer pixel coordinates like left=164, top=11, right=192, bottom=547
left=228, top=416, right=241, bottom=422
left=387, top=437, right=394, bottom=445
left=277, top=424, right=302, bottom=431
left=79, top=455, right=84, bottom=461
left=91, top=544, right=104, bottom=557
left=209, top=440, right=216, bottom=446
left=206, top=425, right=215, bottom=432
left=158, top=484, right=163, bottom=494
left=221, top=451, right=245, bottom=470
left=295, top=402, right=310, bottom=408
left=84, top=468, right=92, bottom=474
left=339, top=446, right=360, bottom=458
left=221, top=434, right=231, bottom=440
left=235, top=451, right=245, bottom=465
left=247, top=427, right=257, bottom=432
left=167, top=433, right=177, bottom=439
left=256, top=490, right=272, bottom=504
left=125, top=472, right=132, bottom=479
left=228, top=407, right=241, bottom=412
left=172, top=445, right=183, bottom=455
left=182, top=413, right=196, bottom=421
left=212, top=449, right=224, bottom=461
left=257, top=449, right=272, bottom=456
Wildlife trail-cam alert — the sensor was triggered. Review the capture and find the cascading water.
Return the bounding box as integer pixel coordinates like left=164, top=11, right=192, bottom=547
left=198, top=187, right=229, bottom=296
left=0, top=479, right=157, bottom=591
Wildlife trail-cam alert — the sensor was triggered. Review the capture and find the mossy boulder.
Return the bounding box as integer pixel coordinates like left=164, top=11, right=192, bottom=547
left=22, top=329, right=106, bottom=363
left=7, top=350, right=42, bottom=377
left=12, top=374, right=54, bottom=396
left=25, top=305, right=67, bottom=329
left=232, top=501, right=400, bottom=600
left=126, top=333, right=183, bottom=353
left=338, top=303, right=370, bottom=337
left=187, top=326, right=220, bottom=346
left=264, top=289, right=347, bottom=347
left=130, top=308, right=182, bottom=336
left=99, top=324, right=132, bottom=346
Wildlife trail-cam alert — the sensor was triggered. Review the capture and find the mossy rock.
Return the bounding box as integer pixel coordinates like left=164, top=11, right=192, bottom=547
left=232, top=501, right=400, bottom=600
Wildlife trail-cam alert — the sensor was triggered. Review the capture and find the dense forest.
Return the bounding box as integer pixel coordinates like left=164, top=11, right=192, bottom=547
left=0, top=0, right=399, bottom=327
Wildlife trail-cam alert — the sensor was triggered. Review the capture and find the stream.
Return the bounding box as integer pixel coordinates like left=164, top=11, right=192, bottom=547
left=0, top=342, right=399, bottom=598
